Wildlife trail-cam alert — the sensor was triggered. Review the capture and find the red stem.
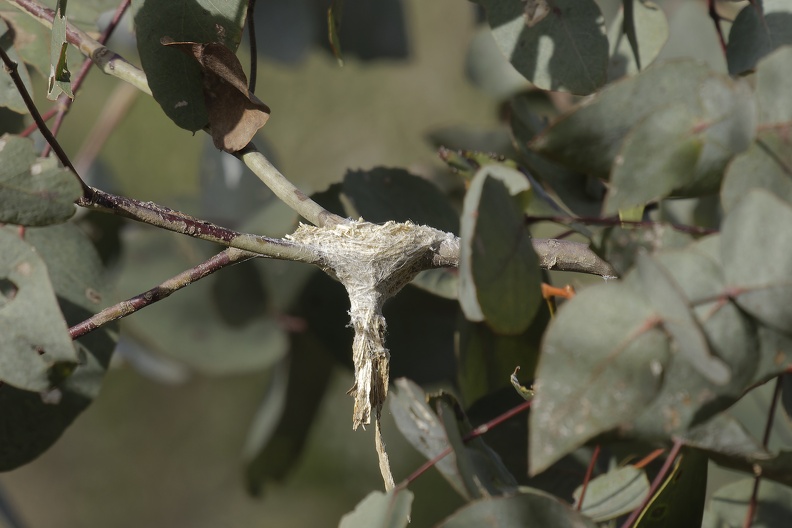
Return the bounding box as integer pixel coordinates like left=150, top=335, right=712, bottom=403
left=619, top=439, right=684, bottom=528
left=576, top=445, right=601, bottom=511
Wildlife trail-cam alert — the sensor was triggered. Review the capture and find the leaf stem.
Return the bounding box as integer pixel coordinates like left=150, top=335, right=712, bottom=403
left=69, top=247, right=255, bottom=339
left=743, top=377, right=783, bottom=528
left=576, top=445, right=601, bottom=511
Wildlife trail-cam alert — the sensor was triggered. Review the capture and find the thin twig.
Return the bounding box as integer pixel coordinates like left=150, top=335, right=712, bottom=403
left=70, top=247, right=255, bottom=339
left=78, top=186, right=319, bottom=263
left=619, top=439, right=684, bottom=528
left=42, top=0, right=132, bottom=155
left=394, top=399, right=533, bottom=490
left=0, top=45, right=90, bottom=195
left=708, top=0, right=728, bottom=54
left=246, top=0, right=257, bottom=94
left=743, top=377, right=783, bottom=528
left=525, top=214, right=718, bottom=236
left=576, top=445, right=601, bottom=511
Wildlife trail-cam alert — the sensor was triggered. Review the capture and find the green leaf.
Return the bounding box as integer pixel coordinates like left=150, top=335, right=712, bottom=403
left=0, top=20, right=35, bottom=114
left=430, top=393, right=520, bottom=499
left=477, top=0, right=608, bottom=95
left=607, top=0, right=668, bottom=81
left=47, top=0, right=72, bottom=100
left=0, top=229, right=78, bottom=392
left=132, top=0, right=248, bottom=131
left=635, top=253, right=730, bottom=385
left=409, top=268, right=457, bottom=300
left=465, top=29, right=530, bottom=99
left=604, top=75, right=755, bottom=213
left=682, top=414, right=769, bottom=462
left=755, top=46, right=792, bottom=126
left=722, top=130, right=792, bottom=213
left=114, top=229, right=287, bottom=374
left=530, top=280, right=670, bottom=474
left=0, top=134, right=81, bottom=226
left=631, top=246, right=759, bottom=437
left=722, top=190, right=792, bottom=333
left=327, top=0, right=344, bottom=66
left=636, top=449, right=707, bottom=527
left=338, top=489, right=413, bottom=528
left=702, top=479, right=792, bottom=528
left=389, top=378, right=471, bottom=499
left=244, top=332, right=334, bottom=495
left=572, top=464, right=650, bottom=522
left=726, top=0, right=792, bottom=75
left=604, top=104, right=702, bottom=213
left=459, top=170, right=541, bottom=334
left=341, top=167, right=459, bottom=234
left=437, top=489, right=597, bottom=527
left=531, top=61, right=715, bottom=178
left=0, top=223, right=116, bottom=470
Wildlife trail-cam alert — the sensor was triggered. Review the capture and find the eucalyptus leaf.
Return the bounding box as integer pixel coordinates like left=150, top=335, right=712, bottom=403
left=530, top=280, right=670, bottom=474
left=702, top=478, right=792, bottom=528
left=572, top=464, right=649, bottom=522
left=722, top=190, right=792, bottom=333
left=726, top=0, right=792, bottom=75
left=459, top=171, right=541, bottom=334
left=0, top=134, right=81, bottom=226
left=0, top=223, right=116, bottom=470
left=477, top=0, right=608, bottom=95
left=437, top=489, right=597, bottom=528
left=0, top=21, right=34, bottom=114
left=338, top=488, right=413, bottom=528
left=0, top=229, right=78, bottom=392
left=607, top=0, right=668, bottom=81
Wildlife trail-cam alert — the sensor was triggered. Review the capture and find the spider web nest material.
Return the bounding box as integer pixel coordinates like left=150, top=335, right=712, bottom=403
left=288, top=219, right=457, bottom=489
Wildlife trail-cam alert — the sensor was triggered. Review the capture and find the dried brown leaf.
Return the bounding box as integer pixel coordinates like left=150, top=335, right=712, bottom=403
left=161, top=37, right=270, bottom=152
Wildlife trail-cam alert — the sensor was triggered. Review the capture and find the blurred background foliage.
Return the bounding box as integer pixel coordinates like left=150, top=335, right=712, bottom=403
left=0, top=0, right=784, bottom=526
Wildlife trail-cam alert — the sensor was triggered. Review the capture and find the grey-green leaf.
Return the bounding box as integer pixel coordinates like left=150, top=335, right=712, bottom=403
left=530, top=280, right=670, bottom=474
left=0, top=134, right=81, bottom=226
left=338, top=489, right=413, bottom=528
left=722, top=190, right=792, bottom=332
left=459, top=170, right=541, bottom=334
left=0, top=229, right=78, bottom=392
left=726, top=0, right=792, bottom=75
left=573, top=465, right=650, bottom=522
left=478, top=0, right=608, bottom=95
left=437, top=489, right=596, bottom=528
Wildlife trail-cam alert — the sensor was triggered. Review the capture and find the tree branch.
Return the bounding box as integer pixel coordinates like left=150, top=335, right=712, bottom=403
left=78, top=187, right=319, bottom=264
left=70, top=247, right=255, bottom=339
